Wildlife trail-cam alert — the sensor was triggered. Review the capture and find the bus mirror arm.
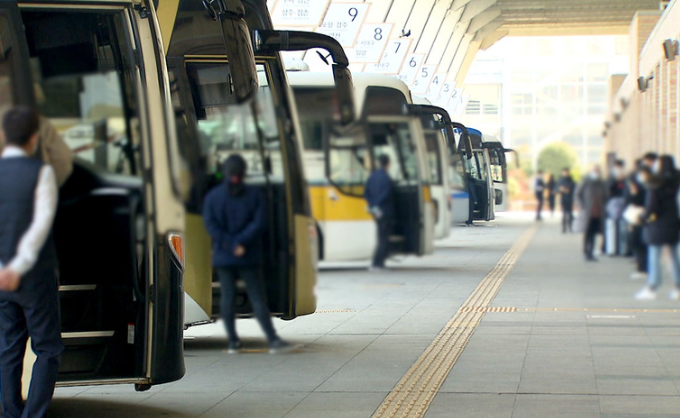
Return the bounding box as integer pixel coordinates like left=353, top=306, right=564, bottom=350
left=504, top=148, right=520, bottom=168
left=252, top=30, right=356, bottom=125
left=449, top=122, right=473, bottom=161
left=204, top=0, right=259, bottom=103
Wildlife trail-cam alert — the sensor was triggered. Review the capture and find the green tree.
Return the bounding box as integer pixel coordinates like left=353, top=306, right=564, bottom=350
left=537, top=142, right=579, bottom=178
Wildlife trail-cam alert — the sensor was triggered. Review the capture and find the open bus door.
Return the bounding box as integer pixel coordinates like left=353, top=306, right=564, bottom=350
left=467, top=129, right=495, bottom=221
left=1, top=0, right=185, bottom=389
left=483, top=140, right=518, bottom=212
left=324, top=115, right=433, bottom=257
left=447, top=122, right=474, bottom=224
left=160, top=0, right=355, bottom=325
left=408, top=105, right=455, bottom=239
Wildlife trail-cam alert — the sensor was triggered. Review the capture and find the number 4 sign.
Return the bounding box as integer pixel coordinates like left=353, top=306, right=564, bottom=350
left=426, top=73, right=447, bottom=101
left=411, top=64, right=436, bottom=95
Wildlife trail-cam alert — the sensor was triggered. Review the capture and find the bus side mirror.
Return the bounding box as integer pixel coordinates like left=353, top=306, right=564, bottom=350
left=205, top=0, right=259, bottom=103
left=253, top=30, right=356, bottom=125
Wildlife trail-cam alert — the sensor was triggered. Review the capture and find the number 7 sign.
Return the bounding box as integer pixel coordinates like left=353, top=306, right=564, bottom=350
left=364, top=38, right=411, bottom=74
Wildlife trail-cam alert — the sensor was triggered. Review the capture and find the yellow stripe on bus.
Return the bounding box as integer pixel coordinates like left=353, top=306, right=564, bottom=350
left=308, top=186, right=373, bottom=222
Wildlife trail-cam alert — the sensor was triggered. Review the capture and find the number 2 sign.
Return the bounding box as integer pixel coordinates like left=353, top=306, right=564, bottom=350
left=316, top=3, right=369, bottom=47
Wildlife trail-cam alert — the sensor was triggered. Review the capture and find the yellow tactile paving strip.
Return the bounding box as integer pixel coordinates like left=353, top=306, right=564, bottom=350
left=371, top=225, right=538, bottom=418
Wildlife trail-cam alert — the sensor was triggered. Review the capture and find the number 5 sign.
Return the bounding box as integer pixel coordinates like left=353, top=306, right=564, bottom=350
left=316, top=3, right=369, bottom=47
left=411, top=64, right=437, bottom=95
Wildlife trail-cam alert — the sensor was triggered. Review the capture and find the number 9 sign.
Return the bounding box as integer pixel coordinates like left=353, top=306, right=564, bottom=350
left=316, top=3, right=370, bottom=47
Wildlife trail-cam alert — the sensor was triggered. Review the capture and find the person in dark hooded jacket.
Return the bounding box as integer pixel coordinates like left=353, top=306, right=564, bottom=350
left=635, top=155, right=680, bottom=300
left=364, top=154, right=395, bottom=270
left=203, top=154, right=293, bottom=353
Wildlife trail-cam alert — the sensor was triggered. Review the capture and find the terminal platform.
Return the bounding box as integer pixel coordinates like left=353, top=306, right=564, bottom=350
left=50, top=214, right=680, bottom=417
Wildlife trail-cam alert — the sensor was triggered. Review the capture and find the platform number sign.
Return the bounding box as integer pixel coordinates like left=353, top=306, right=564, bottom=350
left=346, top=23, right=393, bottom=63
left=271, top=0, right=331, bottom=26
left=316, top=3, right=369, bottom=47
left=435, top=81, right=456, bottom=106
left=411, top=64, right=437, bottom=95
left=426, top=73, right=447, bottom=101
left=394, top=53, right=424, bottom=85
left=365, top=38, right=411, bottom=74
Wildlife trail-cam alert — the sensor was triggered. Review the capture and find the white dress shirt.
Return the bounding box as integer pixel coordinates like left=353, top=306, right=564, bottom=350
left=0, top=145, right=58, bottom=275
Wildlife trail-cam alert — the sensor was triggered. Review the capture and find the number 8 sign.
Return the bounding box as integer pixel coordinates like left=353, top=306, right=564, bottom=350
left=346, top=23, right=393, bottom=63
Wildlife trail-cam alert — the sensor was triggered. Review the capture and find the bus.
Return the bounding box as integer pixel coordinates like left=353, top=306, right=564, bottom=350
left=467, top=127, right=495, bottom=222
left=156, top=0, right=356, bottom=326
left=2, top=0, right=185, bottom=390
left=449, top=125, right=495, bottom=224
left=288, top=72, right=435, bottom=262
left=481, top=134, right=516, bottom=212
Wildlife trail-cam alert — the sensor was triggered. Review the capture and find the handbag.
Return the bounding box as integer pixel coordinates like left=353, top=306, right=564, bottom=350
left=622, top=204, right=644, bottom=226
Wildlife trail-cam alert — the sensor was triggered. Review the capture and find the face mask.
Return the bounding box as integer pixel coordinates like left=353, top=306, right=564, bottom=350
left=636, top=173, right=646, bottom=184
left=652, top=160, right=661, bottom=174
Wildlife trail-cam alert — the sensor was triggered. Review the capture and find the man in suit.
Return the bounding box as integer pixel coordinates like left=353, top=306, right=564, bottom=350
left=0, top=107, right=63, bottom=418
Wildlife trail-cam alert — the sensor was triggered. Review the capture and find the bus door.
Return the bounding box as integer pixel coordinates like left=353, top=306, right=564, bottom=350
left=485, top=144, right=508, bottom=211
left=294, top=86, right=375, bottom=262
left=470, top=149, right=496, bottom=221
left=1, top=0, right=185, bottom=388
left=449, top=124, right=474, bottom=224
left=168, top=57, right=315, bottom=323
left=422, top=127, right=450, bottom=239
left=366, top=116, right=433, bottom=256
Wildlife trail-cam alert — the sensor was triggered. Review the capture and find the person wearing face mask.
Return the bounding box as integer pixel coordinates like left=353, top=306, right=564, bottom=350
left=635, top=155, right=680, bottom=301
left=605, top=160, right=629, bottom=256
left=576, top=165, right=607, bottom=261
left=0, top=107, right=63, bottom=418
left=625, top=163, right=651, bottom=280
left=202, top=154, right=294, bottom=354
left=557, top=168, right=576, bottom=233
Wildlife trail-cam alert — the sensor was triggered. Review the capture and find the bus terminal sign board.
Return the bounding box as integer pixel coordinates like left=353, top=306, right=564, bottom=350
left=271, top=0, right=331, bottom=26
left=345, top=23, right=393, bottom=63
left=365, top=38, right=411, bottom=74
left=316, top=3, right=369, bottom=47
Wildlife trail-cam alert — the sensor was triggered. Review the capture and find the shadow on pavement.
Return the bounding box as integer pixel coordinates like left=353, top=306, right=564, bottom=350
left=50, top=398, right=193, bottom=418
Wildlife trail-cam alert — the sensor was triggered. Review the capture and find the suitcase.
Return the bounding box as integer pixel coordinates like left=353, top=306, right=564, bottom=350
left=605, top=218, right=618, bottom=255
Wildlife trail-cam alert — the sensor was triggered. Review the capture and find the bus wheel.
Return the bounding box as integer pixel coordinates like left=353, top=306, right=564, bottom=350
left=135, top=383, right=152, bottom=392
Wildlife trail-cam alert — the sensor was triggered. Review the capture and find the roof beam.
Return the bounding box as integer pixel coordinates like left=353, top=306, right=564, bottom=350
left=454, top=40, right=482, bottom=85
left=461, top=0, right=497, bottom=22
left=467, top=6, right=502, bottom=33
left=425, top=6, right=465, bottom=65
left=479, top=28, right=508, bottom=50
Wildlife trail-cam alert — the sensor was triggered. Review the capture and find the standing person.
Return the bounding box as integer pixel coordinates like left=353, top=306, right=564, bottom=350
left=605, top=160, right=628, bottom=255
left=626, top=164, right=651, bottom=280
left=534, top=170, right=545, bottom=221
left=546, top=173, right=557, bottom=217
left=0, top=116, right=72, bottom=187
left=364, top=154, right=395, bottom=271
left=642, top=152, right=658, bottom=170
left=0, top=107, right=63, bottom=418
left=635, top=155, right=680, bottom=300
left=557, top=168, right=576, bottom=233
left=576, top=165, right=607, bottom=261
left=203, top=154, right=293, bottom=354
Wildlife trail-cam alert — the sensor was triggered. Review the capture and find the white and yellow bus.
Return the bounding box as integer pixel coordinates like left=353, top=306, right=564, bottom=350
left=288, top=72, right=435, bottom=263
left=156, top=0, right=356, bottom=326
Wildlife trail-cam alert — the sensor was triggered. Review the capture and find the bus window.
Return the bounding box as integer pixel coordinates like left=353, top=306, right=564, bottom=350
left=26, top=12, right=140, bottom=176
left=488, top=149, right=504, bottom=182
left=185, top=62, right=283, bottom=183
left=294, top=87, right=336, bottom=152
left=424, top=132, right=442, bottom=185
left=369, top=122, right=417, bottom=183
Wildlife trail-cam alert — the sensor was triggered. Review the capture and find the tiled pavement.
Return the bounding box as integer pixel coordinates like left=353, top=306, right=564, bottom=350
left=49, top=214, right=680, bottom=417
